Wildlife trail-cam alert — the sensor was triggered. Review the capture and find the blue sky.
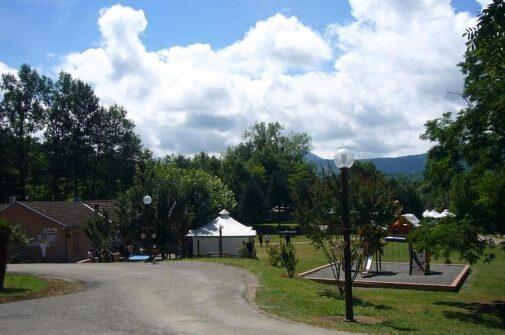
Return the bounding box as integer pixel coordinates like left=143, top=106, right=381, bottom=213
left=0, top=1, right=487, bottom=158
left=0, top=0, right=480, bottom=72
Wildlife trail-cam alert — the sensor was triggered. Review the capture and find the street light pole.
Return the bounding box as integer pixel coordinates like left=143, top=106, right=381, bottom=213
left=219, top=225, right=223, bottom=258
left=340, top=166, right=354, bottom=322
left=334, top=149, right=355, bottom=322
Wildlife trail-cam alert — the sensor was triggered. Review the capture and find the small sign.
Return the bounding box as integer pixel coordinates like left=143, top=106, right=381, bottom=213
left=43, top=227, right=58, bottom=234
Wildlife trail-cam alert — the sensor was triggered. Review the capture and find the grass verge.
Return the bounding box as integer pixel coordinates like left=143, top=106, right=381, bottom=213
left=0, top=272, right=82, bottom=304
left=188, top=236, right=505, bottom=335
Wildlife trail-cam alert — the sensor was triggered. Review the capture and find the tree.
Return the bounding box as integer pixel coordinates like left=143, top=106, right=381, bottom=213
left=83, top=211, right=115, bottom=262
left=0, top=64, right=50, bottom=199
left=238, top=180, right=267, bottom=225
left=408, top=216, right=495, bottom=264
left=279, top=242, right=298, bottom=278
left=292, top=162, right=397, bottom=296
left=116, top=161, right=236, bottom=256
left=221, top=122, right=311, bottom=222
left=0, top=220, right=30, bottom=289
left=421, top=1, right=505, bottom=233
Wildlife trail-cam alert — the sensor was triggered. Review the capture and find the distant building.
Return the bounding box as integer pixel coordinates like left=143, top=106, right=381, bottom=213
left=0, top=199, right=116, bottom=262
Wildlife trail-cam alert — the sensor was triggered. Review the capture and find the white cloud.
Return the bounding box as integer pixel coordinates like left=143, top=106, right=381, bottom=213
left=56, top=1, right=474, bottom=158
left=0, top=61, right=16, bottom=75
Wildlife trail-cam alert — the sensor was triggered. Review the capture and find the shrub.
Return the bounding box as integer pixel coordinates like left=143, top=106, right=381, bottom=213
left=267, top=244, right=281, bottom=267
left=280, top=242, right=298, bottom=278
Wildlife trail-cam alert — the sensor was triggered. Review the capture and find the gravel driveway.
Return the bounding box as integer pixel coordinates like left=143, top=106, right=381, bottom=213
left=1, top=262, right=356, bottom=335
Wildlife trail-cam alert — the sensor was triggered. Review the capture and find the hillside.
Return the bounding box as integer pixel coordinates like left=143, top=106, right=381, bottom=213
left=305, top=152, right=427, bottom=178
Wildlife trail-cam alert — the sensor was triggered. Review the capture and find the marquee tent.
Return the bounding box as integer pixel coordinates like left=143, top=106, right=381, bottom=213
left=186, top=210, right=256, bottom=256
left=422, top=209, right=455, bottom=219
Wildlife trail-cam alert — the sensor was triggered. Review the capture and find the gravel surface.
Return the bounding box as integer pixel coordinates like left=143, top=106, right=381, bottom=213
left=2, top=262, right=356, bottom=335
left=305, top=262, right=466, bottom=285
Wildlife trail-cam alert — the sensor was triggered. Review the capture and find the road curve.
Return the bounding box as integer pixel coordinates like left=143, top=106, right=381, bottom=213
left=2, top=262, right=356, bottom=335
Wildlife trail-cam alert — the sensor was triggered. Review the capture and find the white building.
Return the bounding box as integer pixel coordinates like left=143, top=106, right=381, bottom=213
left=186, top=209, right=256, bottom=256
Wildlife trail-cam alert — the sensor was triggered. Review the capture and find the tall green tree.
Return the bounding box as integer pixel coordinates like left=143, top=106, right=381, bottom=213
left=221, top=122, right=311, bottom=222
left=421, top=1, right=505, bottom=232
left=0, top=64, right=50, bottom=199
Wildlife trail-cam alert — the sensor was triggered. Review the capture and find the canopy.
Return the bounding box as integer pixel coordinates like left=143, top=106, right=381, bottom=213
left=402, top=213, right=420, bottom=227
left=422, top=209, right=455, bottom=219
left=186, top=209, right=257, bottom=237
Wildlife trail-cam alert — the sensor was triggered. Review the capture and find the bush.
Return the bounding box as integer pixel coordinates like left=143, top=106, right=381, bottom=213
left=267, top=244, right=281, bottom=267
left=280, top=242, right=298, bottom=278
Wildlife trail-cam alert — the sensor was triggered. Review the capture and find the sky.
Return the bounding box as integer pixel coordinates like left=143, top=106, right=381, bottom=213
left=0, top=0, right=490, bottom=158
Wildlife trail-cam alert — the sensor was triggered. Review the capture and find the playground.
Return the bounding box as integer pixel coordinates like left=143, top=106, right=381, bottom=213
left=299, top=211, right=471, bottom=291
left=299, top=262, right=470, bottom=291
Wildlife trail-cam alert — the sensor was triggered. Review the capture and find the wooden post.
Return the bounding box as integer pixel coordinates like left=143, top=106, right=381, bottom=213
left=197, top=239, right=200, bottom=257
left=408, top=243, right=413, bottom=276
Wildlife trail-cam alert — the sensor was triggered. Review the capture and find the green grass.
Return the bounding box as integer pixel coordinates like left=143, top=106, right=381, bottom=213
left=0, top=273, right=81, bottom=304
left=188, top=236, right=505, bottom=334
left=0, top=273, right=48, bottom=302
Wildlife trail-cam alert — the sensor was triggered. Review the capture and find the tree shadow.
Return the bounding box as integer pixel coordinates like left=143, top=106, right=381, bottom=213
left=379, top=320, right=418, bottom=332
left=0, top=287, right=30, bottom=294
left=433, top=300, right=505, bottom=329
left=318, top=288, right=392, bottom=311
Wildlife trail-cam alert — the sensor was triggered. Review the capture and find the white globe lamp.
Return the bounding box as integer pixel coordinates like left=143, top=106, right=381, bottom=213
left=333, top=149, right=355, bottom=169
left=143, top=195, right=152, bottom=205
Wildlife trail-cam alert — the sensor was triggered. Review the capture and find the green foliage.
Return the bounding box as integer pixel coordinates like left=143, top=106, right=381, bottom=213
left=83, top=211, right=115, bottom=261
left=421, top=1, right=505, bottom=233
left=408, top=216, right=495, bottom=264
left=221, top=122, right=312, bottom=222
left=117, top=161, right=236, bottom=254
left=267, top=244, right=281, bottom=267
left=0, top=219, right=31, bottom=289
left=0, top=66, right=143, bottom=202
left=387, top=176, right=424, bottom=217
left=291, top=163, right=393, bottom=293
left=0, top=219, right=30, bottom=247
left=279, top=242, right=298, bottom=278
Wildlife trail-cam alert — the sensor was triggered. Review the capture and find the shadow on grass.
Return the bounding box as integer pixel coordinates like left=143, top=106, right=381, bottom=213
left=379, top=320, right=418, bottom=332
left=434, top=300, right=505, bottom=329
left=318, top=288, right=392, bottom=311
left=0, top=287, right=30, bottom=294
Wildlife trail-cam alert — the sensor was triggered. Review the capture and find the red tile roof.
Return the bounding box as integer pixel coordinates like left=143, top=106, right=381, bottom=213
left=17, top=200, right=117, bottom=227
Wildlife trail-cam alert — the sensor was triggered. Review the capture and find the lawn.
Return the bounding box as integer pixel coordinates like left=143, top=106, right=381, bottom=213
left=188, top=236, right=505, bottom=335
left=0, top=273, right=81, bottom=304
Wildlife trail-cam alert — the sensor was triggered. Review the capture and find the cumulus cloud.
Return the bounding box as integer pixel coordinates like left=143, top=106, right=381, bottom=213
left=56, top=1, right=475, bottom=158
left=0, top=61, right=16, bottom=75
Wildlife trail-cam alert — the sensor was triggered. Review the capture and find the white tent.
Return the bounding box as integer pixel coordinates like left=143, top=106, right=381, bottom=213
left=422, top=209, right=455, bottom=219
left=186, top=209, right=256, bottom=256
left=402, top=213, right=420, bottom=227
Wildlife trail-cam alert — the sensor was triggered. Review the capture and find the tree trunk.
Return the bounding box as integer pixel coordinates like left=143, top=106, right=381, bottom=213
left=0, top=245, right=7, bottom=290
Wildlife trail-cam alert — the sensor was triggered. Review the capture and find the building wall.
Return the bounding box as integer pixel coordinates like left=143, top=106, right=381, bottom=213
left=192, top=236, right=250, bottom=256
left=0, top=204, right=90, bottom=262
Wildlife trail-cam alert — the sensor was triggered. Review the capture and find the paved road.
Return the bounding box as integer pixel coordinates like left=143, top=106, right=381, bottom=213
left=2, top=262, right=355, bottom=335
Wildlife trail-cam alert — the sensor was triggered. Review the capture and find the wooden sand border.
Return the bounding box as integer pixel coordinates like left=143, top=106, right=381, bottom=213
left=298, top=263, right=470, bottom=292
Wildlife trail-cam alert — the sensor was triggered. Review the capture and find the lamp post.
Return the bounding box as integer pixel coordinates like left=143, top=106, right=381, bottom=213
left=334, top=148, right=355, bottom=322
left=142, top=195, right=152, bottom=253
left=219, top=225, right=223, bottom=258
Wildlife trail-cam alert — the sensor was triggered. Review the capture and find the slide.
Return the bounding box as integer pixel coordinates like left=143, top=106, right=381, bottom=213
left=362, top=255, right=373, bottom=277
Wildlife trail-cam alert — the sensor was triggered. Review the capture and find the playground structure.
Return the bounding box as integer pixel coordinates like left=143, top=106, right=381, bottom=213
left=361, top=213, right=429, bottom=277
left=300, top=210, right=469, bottom=291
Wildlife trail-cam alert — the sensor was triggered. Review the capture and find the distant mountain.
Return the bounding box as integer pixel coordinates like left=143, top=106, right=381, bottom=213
left=305, top=152, right=427, bottom=178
